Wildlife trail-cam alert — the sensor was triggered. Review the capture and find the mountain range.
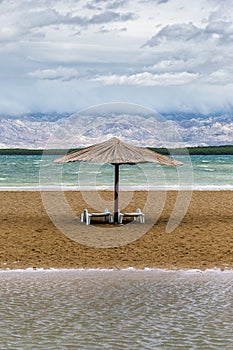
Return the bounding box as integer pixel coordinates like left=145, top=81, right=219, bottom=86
left=0, top=112, right=232, bottom=148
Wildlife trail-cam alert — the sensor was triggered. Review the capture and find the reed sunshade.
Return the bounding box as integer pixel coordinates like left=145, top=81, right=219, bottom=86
left=54, top=137, right=182, bottom=166
left=55, top=137, right=182, bottom=223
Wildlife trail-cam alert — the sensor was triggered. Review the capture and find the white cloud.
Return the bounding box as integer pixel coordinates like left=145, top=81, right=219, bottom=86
left=205, top=69, right=233, bottom=85
left=28, top=67, right=80, bottom=81
left=144, top=59, right=202, bottom=73
left=144, top=23, right=207, bottom=47
left=0, top=2, right=135, bottom=44
left=92, top=71, right=199, bottom=86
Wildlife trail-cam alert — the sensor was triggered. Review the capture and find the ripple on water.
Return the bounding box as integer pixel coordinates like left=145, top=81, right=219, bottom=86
left=0, top=270, right=232, bottom=349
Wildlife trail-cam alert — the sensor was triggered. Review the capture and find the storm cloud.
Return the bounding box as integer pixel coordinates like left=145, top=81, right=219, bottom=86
left=0, top=0, right=233, bottom=115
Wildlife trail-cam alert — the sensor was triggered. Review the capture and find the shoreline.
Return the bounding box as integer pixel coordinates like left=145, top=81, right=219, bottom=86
left=1, top=186, right=233, bottom=191
left=1, top=190, right=233, bottom=270
left=1, top=267, right=233, bottom=273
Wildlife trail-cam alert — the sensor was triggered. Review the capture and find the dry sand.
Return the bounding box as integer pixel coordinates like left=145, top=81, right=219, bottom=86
left=0, top=190, right=232, bottom=270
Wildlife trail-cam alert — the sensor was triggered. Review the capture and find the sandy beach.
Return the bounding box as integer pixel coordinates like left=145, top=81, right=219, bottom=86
left=0, top=190, right=232, bottom=270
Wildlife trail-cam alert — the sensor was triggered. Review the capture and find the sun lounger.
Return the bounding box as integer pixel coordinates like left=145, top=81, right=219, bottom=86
left=118, top=208, right=145, bottom=224
left=81, top=208, right=112, bottom=225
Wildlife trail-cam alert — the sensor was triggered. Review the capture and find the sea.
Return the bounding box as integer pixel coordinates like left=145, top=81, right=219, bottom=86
left=0, top=155, right=233, bottom=349
left=0, top=154, right=232, bottom=190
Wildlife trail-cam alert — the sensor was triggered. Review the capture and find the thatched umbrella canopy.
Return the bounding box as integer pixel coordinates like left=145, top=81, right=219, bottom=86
left=54, top=137, right=182, bottom=223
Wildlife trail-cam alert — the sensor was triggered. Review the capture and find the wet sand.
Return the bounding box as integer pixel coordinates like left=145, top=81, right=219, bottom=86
left=0, top=191, right=232, bottom=270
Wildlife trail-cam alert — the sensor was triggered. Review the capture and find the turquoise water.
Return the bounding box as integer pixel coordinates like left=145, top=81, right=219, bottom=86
left=0, top=269, right=232, bottom=349
left=0, top=154, right=232, bottom=189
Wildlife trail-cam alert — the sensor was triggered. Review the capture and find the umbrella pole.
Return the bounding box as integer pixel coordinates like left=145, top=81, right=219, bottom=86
left=114, top=164, right=119, bottom=224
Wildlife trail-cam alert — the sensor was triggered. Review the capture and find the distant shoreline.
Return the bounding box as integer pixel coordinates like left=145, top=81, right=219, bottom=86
left=1, top=145, right=233, bottom=156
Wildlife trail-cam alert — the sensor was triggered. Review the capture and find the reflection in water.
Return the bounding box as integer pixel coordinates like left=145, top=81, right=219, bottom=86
left=0, top=270, right=232, bottom=349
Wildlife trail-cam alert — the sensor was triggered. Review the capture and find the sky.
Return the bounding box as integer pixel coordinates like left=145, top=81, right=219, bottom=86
left=1, top=0, right=233, bottom=115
